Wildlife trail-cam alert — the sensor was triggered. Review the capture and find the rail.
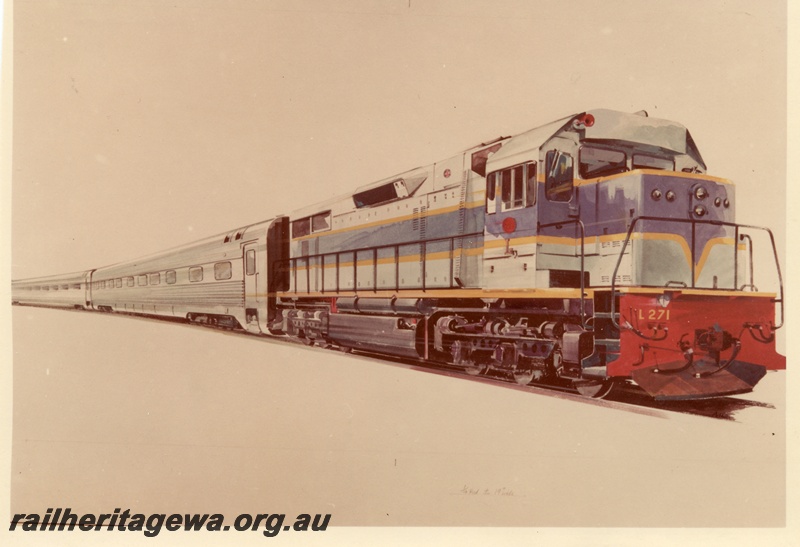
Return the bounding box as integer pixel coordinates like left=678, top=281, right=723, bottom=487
left=609, top=216, right=784, bottom=330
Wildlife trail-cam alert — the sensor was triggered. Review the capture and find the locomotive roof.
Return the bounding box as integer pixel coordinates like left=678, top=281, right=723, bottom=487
left=289, top=108, right=708, bottom=220
left=487, top=108, right=707, bottom=172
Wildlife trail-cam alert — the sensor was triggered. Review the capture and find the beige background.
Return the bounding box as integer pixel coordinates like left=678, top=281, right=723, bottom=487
left=2, top=0, right=797, bottom=545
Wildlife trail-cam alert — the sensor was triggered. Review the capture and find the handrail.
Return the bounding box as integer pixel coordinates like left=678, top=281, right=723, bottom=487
left=609, top=216, right=783, bottom=331
left=738, top=234, right=756, bottom=291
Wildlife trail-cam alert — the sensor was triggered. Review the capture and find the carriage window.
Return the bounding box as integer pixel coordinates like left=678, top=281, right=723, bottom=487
left=545, top=150, right=574, bottom=202
left=126, top=277, right=134, bottom=287
left=62, top=284, right=69, bottom=290
left=149, top=273, right=160, bottom=286
left=579, top=146, right=627, bottom=178
left=166, top=270, right=177, bottom=284
left=189, top=266, right=203, bottom=282
left=633, top=153, right=674, bottom=171
left=245, top=250, right=256, bottom=275
left=215, top=261, right=232, bottom=280
left=72, top=283, right=81, bottom=290
left=138, top=275, right=147, bottom=286
left=115, top=278, right=122, bottom=288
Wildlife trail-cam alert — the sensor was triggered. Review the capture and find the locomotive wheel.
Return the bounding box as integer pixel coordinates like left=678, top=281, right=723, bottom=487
left=512, top=367, right=535, bottom=385
left=464, top=361, right=488, bottom=376
left=575, top=379, right=616, bottom=399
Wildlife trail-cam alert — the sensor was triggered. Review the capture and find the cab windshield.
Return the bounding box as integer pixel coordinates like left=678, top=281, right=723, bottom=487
left=578, top=146, right=627, bottom=178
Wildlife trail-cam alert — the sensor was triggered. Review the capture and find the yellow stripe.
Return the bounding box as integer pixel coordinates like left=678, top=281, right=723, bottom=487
left=275, top=286, right=774, bottom=300
left=277, top=288, right=591, bottom=299
left=615, top=287, right=776, bottom=298
left=694, top=237, right=743, bottom=281
left=484, top=235, right=538, bottom=249
left=573, top=169, right=733, bottom=186
left=293, top=198, right=485, bottom=242
left=295, top=232, right=742, bottom=281
left=294, top=170, right=730, bottom=243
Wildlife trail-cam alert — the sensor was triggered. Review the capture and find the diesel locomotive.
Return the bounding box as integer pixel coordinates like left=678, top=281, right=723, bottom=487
left=12, top=109, right=785, bottom=400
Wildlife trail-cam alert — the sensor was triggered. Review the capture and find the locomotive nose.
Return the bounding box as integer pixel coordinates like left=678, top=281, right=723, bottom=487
left=632, top=325, right=765, bottom=400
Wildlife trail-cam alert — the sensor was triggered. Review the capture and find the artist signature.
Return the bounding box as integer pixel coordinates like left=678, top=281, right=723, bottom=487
left=455, top=485, right=515, bottom=496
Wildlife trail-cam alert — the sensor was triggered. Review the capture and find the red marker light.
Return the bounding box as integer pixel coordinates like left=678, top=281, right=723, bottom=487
left=502, top=217, right=517, bottom=234
left=573, top=113, right=595, bottom=129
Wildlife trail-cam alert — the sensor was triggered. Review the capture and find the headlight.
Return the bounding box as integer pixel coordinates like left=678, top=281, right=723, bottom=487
left=651, top=189, right=662, bottom=201
left=693, top=205, right=707, bottom=217
left=694, top=186, right=708, bottom=200
left=665, top=190, right=676, bottom=202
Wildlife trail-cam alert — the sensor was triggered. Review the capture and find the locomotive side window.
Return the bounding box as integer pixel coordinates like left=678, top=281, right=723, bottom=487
left=486, top=171, right=497, bottom=214
left=293, top=212, right=331, bottom=238
left=292, top=218, right=311, bottom=239
left=487, top=162, right=536, bottom=213
left=245, top=250, right=256, bottom=275
left=526, top=163, right=536, bottom=207
left=311, top=212, right=331, bottom=233
left=138, top=275, right=147, bottom=286
left=166, top=270, right=177, bottom=284
left=352, top=180, right=404, bottom=208
left=215, top=261, right=232, bottom=281
left=149, top=273, right=160, bottom=286
left=545, top=150, right=574, bottom=202
left=189, top=266, right=204, bottom=282
left=633, top=153, right=674, bottom=171
left=579, top=146, right=627, bottom=179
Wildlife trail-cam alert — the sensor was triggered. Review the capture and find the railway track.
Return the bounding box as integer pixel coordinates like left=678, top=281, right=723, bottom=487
left=15, top=304, right=777, bottom=422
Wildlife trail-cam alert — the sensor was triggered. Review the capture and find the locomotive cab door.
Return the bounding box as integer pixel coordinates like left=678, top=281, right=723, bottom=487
left=483, top=161, right=537, bottom=289
left=536, top=140, right=587, bottom=289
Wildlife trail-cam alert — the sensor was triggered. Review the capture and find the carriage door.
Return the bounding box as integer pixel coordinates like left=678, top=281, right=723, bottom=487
left=243, top=242, right=259, bottom=330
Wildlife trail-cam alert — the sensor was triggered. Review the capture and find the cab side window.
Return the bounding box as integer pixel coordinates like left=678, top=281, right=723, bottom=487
left=545, top=150, right=574, bottom=202
left=486, top=162, right=535, bottom=213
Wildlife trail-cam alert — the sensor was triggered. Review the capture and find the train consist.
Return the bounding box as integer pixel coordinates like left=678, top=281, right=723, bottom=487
left=12, top=109, right=785, bottom=400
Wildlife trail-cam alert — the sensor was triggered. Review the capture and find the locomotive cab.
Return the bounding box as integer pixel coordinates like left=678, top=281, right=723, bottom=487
left=483, top=108, right=740, bottom=291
